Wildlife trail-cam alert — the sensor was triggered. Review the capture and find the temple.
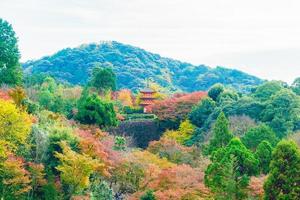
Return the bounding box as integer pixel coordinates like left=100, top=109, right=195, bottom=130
left=139, top=88, right=156, bottom=112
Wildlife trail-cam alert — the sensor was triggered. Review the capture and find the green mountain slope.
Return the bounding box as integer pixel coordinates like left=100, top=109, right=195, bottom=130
left=23, top=41, right=263, bottom=92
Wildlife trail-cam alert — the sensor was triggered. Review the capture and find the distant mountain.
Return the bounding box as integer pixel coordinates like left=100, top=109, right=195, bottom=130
left=23, top=41, right=263, bottom=92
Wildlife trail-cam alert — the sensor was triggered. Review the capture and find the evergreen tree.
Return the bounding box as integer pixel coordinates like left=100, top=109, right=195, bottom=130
left=264, top=140, right=300, bottom=200
left=205, top=138, right=259, bottom=199
left=207, top=112, right=233, bottom=154
left=0, top=18, right=22, bottom=85
left=255, top=140, right=273, bottom=174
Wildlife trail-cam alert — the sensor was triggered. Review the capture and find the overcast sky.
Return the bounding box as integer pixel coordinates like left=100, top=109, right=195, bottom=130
left=1, top=0, right=299, bottom=83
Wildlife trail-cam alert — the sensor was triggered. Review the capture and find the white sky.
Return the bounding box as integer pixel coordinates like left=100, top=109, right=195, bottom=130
left=1, top=0, right=300, bottom=83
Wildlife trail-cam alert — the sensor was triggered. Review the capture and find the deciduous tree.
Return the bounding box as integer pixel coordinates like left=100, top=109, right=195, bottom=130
left=208, top=84, right=224, bottom=101
left=0, top=18, right=22, bottom=85
left=90, top=66, right=116, bottom=93
left=76, top=94, right=118, bottom=128
left=55, top=141, right=101, bottom=197
left=241, top=124, right=278, bottom=151
left=0, top=99, right=32, bottom=152
left=189, top=97, right=216, bottom=128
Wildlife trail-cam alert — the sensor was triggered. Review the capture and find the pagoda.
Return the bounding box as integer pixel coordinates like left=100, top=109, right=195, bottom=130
left=139, top=88, right=156, bottom=113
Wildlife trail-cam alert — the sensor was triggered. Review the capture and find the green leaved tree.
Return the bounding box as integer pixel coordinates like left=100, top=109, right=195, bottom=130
left=0, top=18, right=22, bottom=85
left=90, top=66, right=116, bottom=93
left=76, top=93, right=118, bottom=128
left=208, top=84, right=225, bottom=101
left=241, top=124, right=278, bottom=151
left=189, top=97, right=216, bottom=128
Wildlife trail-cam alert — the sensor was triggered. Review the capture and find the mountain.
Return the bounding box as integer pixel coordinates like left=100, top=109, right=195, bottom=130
left=23, top=41, right=263, bottom=92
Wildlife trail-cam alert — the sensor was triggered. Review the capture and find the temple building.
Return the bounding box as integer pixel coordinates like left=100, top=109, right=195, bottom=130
left=139, top=88, right=157, bottom=113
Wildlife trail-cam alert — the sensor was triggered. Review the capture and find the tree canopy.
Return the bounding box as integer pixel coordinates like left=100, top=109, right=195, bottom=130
left=0, top=18, right=22, bottom=85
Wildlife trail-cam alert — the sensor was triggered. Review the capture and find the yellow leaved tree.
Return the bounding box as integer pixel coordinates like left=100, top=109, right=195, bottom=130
left=0, top=99, right=32, bottom=152
left=163, top=120, right=195, bottom=144
left=55, top=141, right=105, bottom=197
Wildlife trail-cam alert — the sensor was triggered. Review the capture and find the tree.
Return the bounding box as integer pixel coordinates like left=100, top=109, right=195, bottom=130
left=90, top=180, right=113, bottom=200
left=205, top=138, right=259, bottom=199
left=28, top=162, right=47, bottom=199
left=264, top=140, right=300, bottom=200
left=76, top=128, right=110, bottom=176
left=163, top=120, right=195, bottom=144
left=228, top=115, right=257, bottom=137
left=253, top=81, right=284, bottom=101
left=36, top=77, right=79, bottom=117
left=0, top=18, right=22, bottom=85
left=90, top=66, right=116, bottom=93
left=208, top=84, right=224, bottom=101
left=150, top=91, right=207, bottom=130
left=207, top=112, right=233, bottom=154
left=111, top=161, right=145, bottom=197
left=241, top=124, right=278, bottom=151
left=55, top=141, right=101, bottom=197
left=0, top=153, right=31, bottom=200
left=147, top=137, right=205, bottom=167
left=217, top=89, right=239, bottom=104
left=292, top=77, right=300, bottom=95
left=255, top=141, right=273, bottom=174
left=140, top=190, right=156, bottom=200
left=189, top=97, right=216, bottom=128
left=0, top=99, right=32, bottom=152
left=8, top=87, right=26, bottom=109
left=261, top=89, right=300, bottom=138
left=76, top=94, right=118, bottom=128
left=137, top=164, right=211, bottom=200
left=117, top=89, right=133, bottom=107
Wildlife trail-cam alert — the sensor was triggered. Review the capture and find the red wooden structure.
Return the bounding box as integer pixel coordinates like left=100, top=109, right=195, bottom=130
left=139, top=88, right=156, bottom=112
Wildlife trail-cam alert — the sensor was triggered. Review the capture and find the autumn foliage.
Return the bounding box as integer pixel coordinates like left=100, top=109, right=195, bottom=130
left=129, top=164, right=211, bottom=200
left=149, top=91, right=207, bottom=129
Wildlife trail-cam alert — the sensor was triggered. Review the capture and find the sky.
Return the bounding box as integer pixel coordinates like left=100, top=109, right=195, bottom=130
left=0, top=0, right=299, bottom=83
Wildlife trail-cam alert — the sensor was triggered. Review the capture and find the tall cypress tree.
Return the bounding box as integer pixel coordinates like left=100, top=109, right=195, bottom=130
left=255, top=140, right=273, bottom=174
left=205, top=138, right=259, bottom=199
left=207, top=112, right=233, bottom=154
left=264, top=140, right=300, bottom=199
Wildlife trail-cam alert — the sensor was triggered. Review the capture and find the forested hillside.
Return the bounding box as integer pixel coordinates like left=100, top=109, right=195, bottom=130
left=1, top=18, right=300, bottom=200
left=23, top=41, right=263, bottom=92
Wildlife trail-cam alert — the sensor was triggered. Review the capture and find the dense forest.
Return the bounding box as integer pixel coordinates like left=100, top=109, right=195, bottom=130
left=22, top=41, right=263, bottom=93
left=1, top=18, right=300, bottom=200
